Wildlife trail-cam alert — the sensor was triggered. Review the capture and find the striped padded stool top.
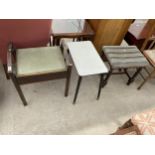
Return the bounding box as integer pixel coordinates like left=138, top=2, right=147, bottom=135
left=102, top=46, right=149, bottom=69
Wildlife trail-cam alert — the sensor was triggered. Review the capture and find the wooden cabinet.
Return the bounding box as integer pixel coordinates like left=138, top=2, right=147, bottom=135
left=87, top=19, right=133, bottom=53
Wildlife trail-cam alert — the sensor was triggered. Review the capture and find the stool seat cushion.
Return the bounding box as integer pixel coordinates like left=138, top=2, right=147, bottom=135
left=16, top=46, right=67, bottom=77
left=102, top=46, right=149, bottom=69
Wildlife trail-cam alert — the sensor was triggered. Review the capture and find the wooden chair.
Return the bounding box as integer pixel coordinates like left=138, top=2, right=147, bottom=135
left=7, top=43, right=72, bottom=106
left=137, top=25, right=155, bottom=89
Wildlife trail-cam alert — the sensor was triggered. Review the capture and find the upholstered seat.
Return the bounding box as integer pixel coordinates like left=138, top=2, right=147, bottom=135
left=143, top=49, right=155, bottom=67
left=16, top=46, right=67, bottom=77
left=103, top=46, right=149, bottom=69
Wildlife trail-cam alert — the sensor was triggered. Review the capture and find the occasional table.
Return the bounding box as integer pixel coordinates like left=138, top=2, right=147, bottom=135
left=52, top=20, right=94, bottom=45
left=67, top=41, right=108, bottom=104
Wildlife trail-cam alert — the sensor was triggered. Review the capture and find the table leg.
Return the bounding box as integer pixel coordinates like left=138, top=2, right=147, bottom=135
left=101, top=71, right=112, bottom=88
left=97, top=74, right=104, bottom=100
left=73, top=76, right=82, bottom=104
left=127, top=68, right=142, bottom=85
left=137, top=69, right=155, bottom=90
left=56, top=38, right=60, bottom=45
left=53, top=37, right=60, bottom=46
left=49, top=38, right=52, bottom=46
left=53, top=37, right=56, bottom=46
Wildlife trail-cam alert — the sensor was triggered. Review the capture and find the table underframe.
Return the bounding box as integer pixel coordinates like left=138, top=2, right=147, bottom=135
left=73, top=73, right=108, bottom=104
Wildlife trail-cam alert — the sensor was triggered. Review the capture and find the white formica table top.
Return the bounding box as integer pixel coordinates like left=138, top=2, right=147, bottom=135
left=67, top=41, right=108, bottom=76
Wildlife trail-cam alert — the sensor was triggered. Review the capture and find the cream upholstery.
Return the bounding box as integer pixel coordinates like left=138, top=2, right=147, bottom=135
left=16, top=46, right=67, bottom=77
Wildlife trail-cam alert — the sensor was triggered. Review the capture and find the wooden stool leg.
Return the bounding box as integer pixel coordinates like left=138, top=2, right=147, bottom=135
left=10, top=75, right=27, bottom=106
left=127, top=68, right=142, bottom=85
left=3, top=64, right=10, bottom=80
left=64, top=65, right=72, bottom=97
left=137, top=70, right=155, bottom=90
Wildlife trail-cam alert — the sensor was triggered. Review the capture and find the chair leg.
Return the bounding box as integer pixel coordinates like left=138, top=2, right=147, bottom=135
left=137, top=70, right=155, bottom=90
left=127, top=68, right=142, bottom=85
left=3, top=64, right=10, bottom=80
left=10, top=75, right=28, bottom=106
left=64, top=65, right=72, bottom=97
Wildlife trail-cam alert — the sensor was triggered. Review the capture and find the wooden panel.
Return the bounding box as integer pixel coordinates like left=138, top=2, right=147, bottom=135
left=141, top=19, right=155, bottom=51
left=87, top=19, right=100, bottom=32
left=88, top=19, right=133, bottom=53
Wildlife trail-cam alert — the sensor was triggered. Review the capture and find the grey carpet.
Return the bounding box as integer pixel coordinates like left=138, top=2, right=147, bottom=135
left=0, top=59, right=155, bottom=134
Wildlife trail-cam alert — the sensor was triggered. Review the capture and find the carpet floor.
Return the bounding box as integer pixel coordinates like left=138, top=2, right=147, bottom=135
left=0, top=57, right=155, bottom=134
